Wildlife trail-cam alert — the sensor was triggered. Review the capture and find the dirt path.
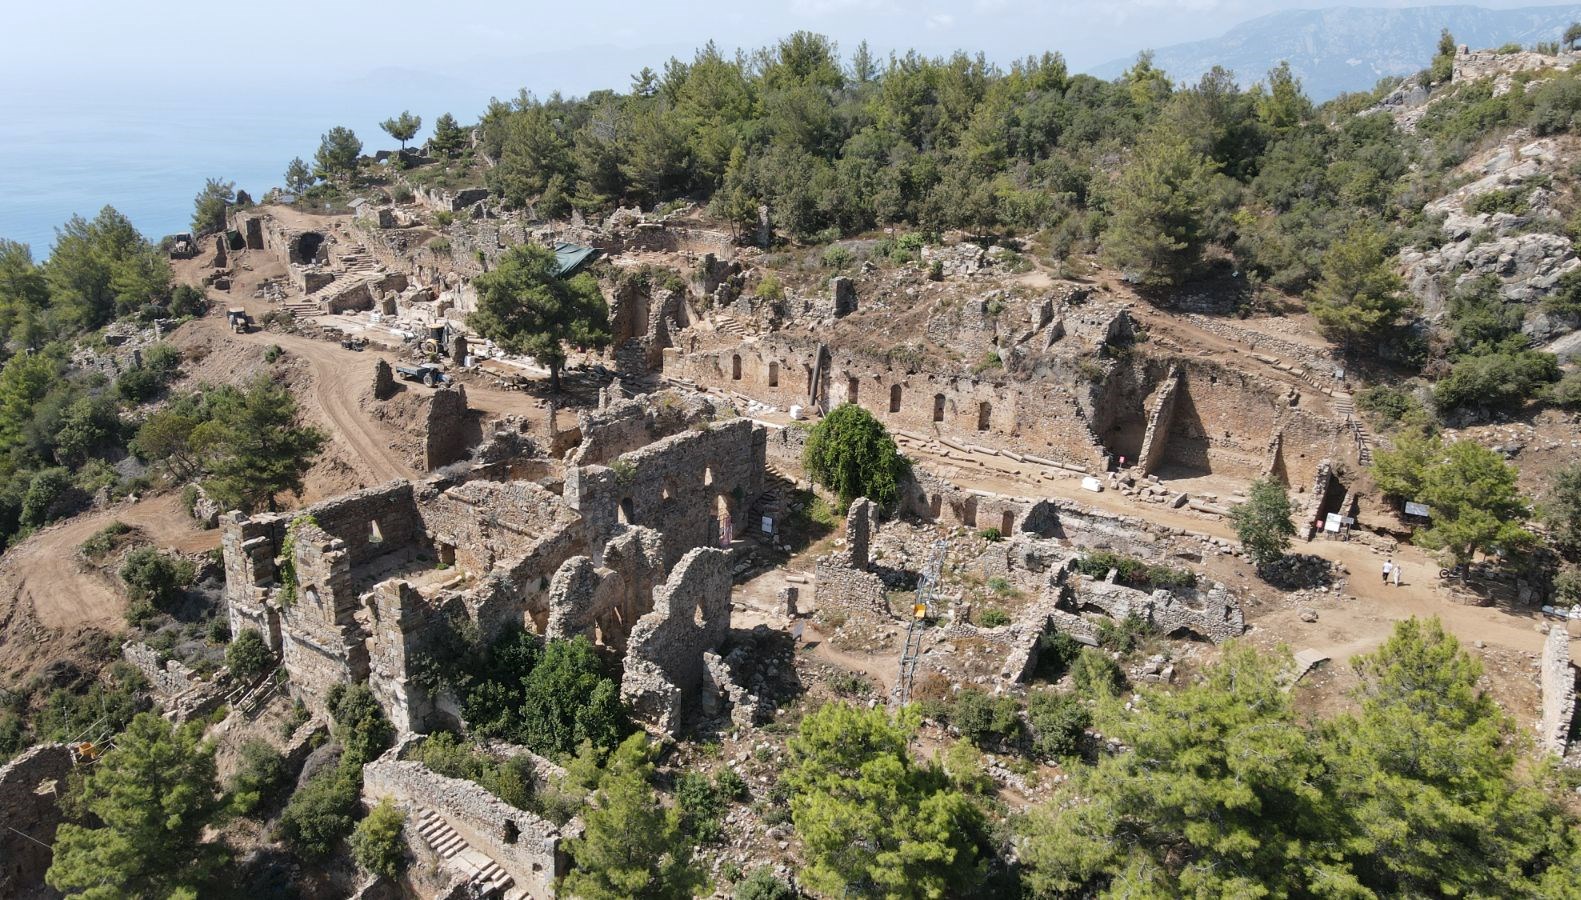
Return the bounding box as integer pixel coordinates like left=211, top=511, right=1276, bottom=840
left=0, top=494, right=218, bottom=631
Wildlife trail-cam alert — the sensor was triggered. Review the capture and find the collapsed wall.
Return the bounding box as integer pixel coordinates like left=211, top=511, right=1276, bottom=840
left=0, top=743, right=72, bottom=896
left=620, top=547, right=734, bottom=734
left=1541, top=626, right=1579, bottom=758
left=564, top=417, right=766, bottom=569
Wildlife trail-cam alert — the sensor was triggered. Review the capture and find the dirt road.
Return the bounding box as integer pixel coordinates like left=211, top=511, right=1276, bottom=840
left=0, top=494, right=217, bottom=632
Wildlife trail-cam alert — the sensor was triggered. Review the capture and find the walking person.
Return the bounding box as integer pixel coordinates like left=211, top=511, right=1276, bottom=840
left=1392, top=564, right=1402, bottom=587
left=1382, top=558, right=1393, bottom=583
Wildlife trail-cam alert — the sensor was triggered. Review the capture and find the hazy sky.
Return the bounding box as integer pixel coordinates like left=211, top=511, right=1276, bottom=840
left=8, top=1, right=1574, bottom=105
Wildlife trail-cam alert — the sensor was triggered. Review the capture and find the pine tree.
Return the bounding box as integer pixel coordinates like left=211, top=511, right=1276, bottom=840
left=379, top=110, right=422, bottom=150
left=1230, top=477, right=1296, bottom=566
left=191, top=378, right=326, bottom=512
left=802, top=402, right=908, bottom=509
left=1307, top=223, right=1410, bottom=351
left=1019, top=645, right=1350, bottom=897
left=1414, top=440, right=1532, bottom=565
left=190, top=177, right=235, bottom=236
left=350, top=797, right=407, bottom=878
left=1324, top=618, right=1574, bottom=896
left=562, top=733, right=704, bottom=899
left=468, top=244, right=611, bottom=392
left=313, top=126, right=363, bottom=182
left=428, top=113, right=469, bottom=157
left=284, top=156, right=315, bottom=194
left=1101, top=127, right=1215, bottom=289
left=786, top=703, right=985, bottom=898
left=46, top=713, right=224, bottom=899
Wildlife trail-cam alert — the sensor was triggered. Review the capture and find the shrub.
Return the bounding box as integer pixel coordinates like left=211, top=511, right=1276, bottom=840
left=328, top=682, right=394, bottom=767
left=1028, top=692, right=1091, bottom=760
left=1465, top=187, right=1526, bottom=216
left=21, top=468, right=77, bottom=528
left=350, top=797, right=407, bottom=879
left=822, top=246, right=853, bottom=270
left=119, top=547, right=194, bottom=615
left=227, top=739, right=288, bottom=816
left=928, top=259, right=944, bottom=280
left=1553, top=371, right=1581, bottom=408
left=278, top=766, right=361, bottom=859
left=79, top=521, right=131, bottom=558
left=978, top=608, right=1011, bottom=628
left=1095, top=613, right=1153, bottom=653
left=169, top=284, right=208, bottom=318
left=734, top=867, right=797, bottom=900
left=754, top=273, right=785, bottom=302
left=951, top=687, right=1021, bottom=747
left=1434, top=351, right=1559, bottom=414
left=226, top=628, right=273, bottom=680
left=978, top=527, right=1003, bottom=542
left=1070, top=648, right=1126, bottom=697
left=1034, top=630, right=1083, bottom=681
left=1355, top=384, right=1422, bottom=428
left=263, top=345, right=285, bottom=364
left=802, top=403, right=909, bottom=509
left=116, top=366, right=164, bottom=403
left=829, top=672, right=873, bottom=697
left=676, top=771, right=727, bottom=844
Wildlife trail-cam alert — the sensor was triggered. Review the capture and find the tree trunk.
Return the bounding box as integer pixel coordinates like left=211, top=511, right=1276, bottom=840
left=549, top=360, right=562, bottom=394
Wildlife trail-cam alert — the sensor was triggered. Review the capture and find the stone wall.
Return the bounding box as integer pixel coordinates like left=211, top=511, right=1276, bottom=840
left=620, top=547, right=733, bottom=734
left=363, top=751, right=570, bottom=899
left=544, top=527, right=667, bottom=653
left=564, top=417, right=766, bottom=570
left=0, top=743, right=72, bottom=896
left=122, top=640, right=205, bottom=697
left=1540, top=626, right=1578, bottom=757
left=568, top=391, right=727, bottom=467
left=423, top=385, right=470, bottom=470
left=1070, top=576, right=1245, bottom=645
left=905, top=471, right=1061, bottom=536
left=664, top=334, right=1109, bottom=468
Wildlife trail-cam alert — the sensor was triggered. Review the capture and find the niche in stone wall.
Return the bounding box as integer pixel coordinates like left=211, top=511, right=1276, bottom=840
left=732, top=354, right=742, bottom=380
left=768, top=360, right=779, bottom=387
left=889, top=384, right=902, bottom=413
left=847, top=376, right=859, bottom=404
left=977, top=401, right=992, bottom=431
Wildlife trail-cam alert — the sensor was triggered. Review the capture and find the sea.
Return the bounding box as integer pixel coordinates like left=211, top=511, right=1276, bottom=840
left=0, top=90, right=449, bottom=259
left=0, top=49, right=694, bottom=260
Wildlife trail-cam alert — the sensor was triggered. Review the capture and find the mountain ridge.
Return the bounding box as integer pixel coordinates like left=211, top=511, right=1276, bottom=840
left=1088, top=4, right=1581, bottom=100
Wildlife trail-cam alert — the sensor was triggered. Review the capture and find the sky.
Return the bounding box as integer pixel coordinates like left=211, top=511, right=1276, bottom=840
left=2, top=1, right=1576, bottom=251
left=8, top=1, right=1576, bottom=106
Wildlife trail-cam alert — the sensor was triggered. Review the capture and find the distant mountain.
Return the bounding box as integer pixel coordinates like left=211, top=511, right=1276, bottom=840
left=1088, top=5, right=1581, bottom=101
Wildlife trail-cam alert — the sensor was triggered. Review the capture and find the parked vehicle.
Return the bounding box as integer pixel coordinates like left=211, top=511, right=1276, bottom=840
left=227, top=307, right=252, bottom=333
left=395, top=363, right=449, bottom=387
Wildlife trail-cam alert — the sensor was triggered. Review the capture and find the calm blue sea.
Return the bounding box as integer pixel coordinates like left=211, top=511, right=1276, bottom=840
left=0, top=83, right=496, bottom=259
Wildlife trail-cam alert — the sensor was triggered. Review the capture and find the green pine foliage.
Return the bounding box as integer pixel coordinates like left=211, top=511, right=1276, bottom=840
left=1307, top=223, right=1411, bottom=350
left=46, top=713, right=225, bottom=899
left=785, top=702, right=987, bottom=898
left=349, top=797, right=408, bottom=879
left=378, top=111, right=423, bottom=150
left=1230, top=477, right=1297, bottom=567
left=1018, top=620, right=1581, bottom=896
left=561, top=733, right=705, bottom=899
left=469, top=244, right=612, bottom=392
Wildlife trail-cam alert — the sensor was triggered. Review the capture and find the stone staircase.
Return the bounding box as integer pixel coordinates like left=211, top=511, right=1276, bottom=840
left=713, top=314, right=749, bottom=337
left=414, top=808, right=522, bottom=899
left=1331, top=393, right=1373, bottom=465
left=292, top=239, right=387, bottom=317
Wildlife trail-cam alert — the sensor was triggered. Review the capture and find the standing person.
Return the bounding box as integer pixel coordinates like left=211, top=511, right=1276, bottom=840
left=1393, top=564, right=1402, bottom=587
left=1382, top=559, right=1393, bottom=583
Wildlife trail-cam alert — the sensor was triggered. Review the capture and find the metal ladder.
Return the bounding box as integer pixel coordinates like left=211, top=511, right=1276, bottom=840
left=896, top=538, right=948, bottom=706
